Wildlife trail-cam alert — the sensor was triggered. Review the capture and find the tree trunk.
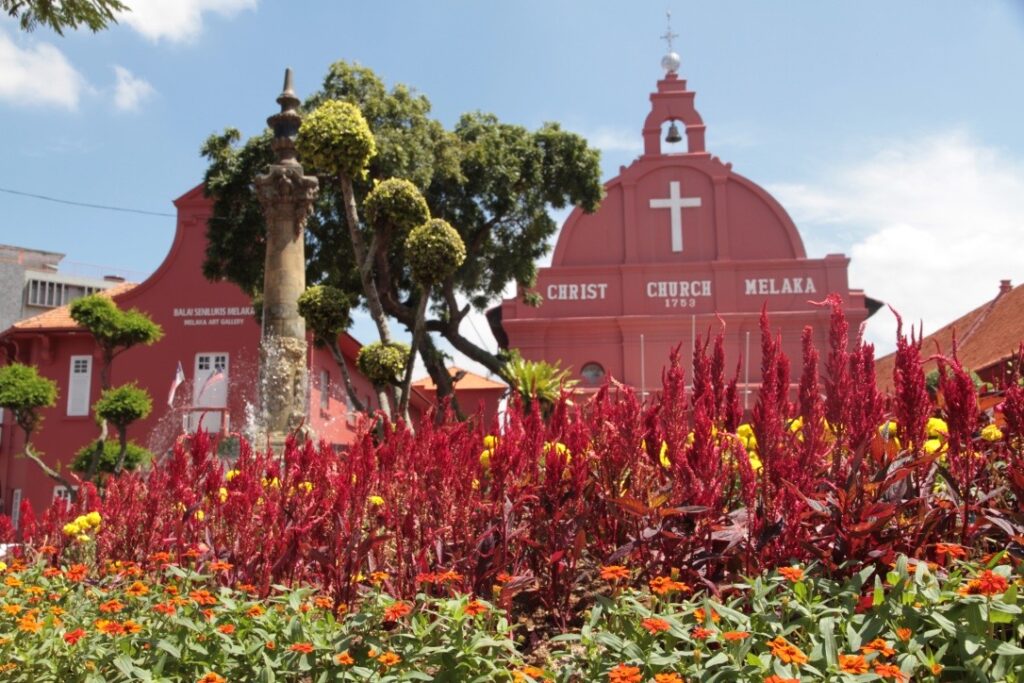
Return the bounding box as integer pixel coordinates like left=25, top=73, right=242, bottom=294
left=113, top=425, right=129, bottom=475
left=328, top=341, right=366, bottom=413
left=398, top=286, right=430, bottom=422
left=339, top=174, right=392, bottom=345
left=84, top=419, right=109, bottom=483
left=22, top=435, right=77, bottom=505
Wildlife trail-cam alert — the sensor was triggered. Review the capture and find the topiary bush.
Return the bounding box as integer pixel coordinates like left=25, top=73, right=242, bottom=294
left=71, top=439, right=152, bottom=475
left=405, top=218, right=466, bottom=286
left=297, top=285, right=353, bottom=346
left=94, top=383, right=152, bottom=430
left=364, top=178, right=430, bottom=234
left=297, top=100, right=376, bottom=179
left=357, top=341, right=409, bottom=386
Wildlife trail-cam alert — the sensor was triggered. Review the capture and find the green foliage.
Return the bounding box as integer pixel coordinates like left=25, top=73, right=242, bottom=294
left=297, top=99, right=377, bottom=179
left=69, top=295, right=163, bottom=357
left=71, top=439, right=152, bottom=474
left=357, top=341, right=410, bottom=386
left=364, top=177, right=430, bottom=234
left=500, top=354, right=577, bottom=414
left=94, top=383, right=152, bottom=429
left=297, top=284, right=353, bottom=345
left=2, top=0, right=126, bottom=35
left=201, top=60, right=603, bottom=380
left=0, top=362, right=57, bottom=436
left=926, top=367, right=990, bottom=396
left=405, top=218, right=466, bottom=286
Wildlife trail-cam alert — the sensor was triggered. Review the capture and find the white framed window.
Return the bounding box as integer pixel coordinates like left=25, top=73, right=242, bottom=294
left=67, top=355, right=92, bottom=416
left=188, top=352, right=229, bottom=433
left=320, top=369, right=330, bottom=411
left=53, top=485, right=78, bottom=506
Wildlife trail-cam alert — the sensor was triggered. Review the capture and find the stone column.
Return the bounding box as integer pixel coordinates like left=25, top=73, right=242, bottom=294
left=254, top=69, right=319, bottom=444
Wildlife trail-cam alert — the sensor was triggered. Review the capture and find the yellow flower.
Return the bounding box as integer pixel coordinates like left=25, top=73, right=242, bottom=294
left=542, top=441, right=571, bottom=462
left=788, top=416, right=804, bottom=433
left=85, top=511, right=102, bottom=527
left=194, top=510, right=205, bottom=521
left=63, top=522, right=80, bottom=536
left=76, top=534, right=90, bottom=543
left=878, top=420, right=898, bottom=439
left=0, top=561, right=6, bottom=572
left=225, top=469, right=240, bottom=481
left=261, top=477, right=280, bottom=489
left=981, top=424, right=1003, bottom=442
left=923, top=438, right=946, bottom=455
left=471, top=479, right=480, bottom=490
left=218, top=487, right=228, bottom=503
left=748, top=451, right=763, bottom=473
left=483, top=434, right=498, bottom=449
left=368, top=495, right=384, bottom=507
left=926, top=417, right=949, bottom=438
left=479, top=448, right=492, bottom=468
left=298, top=481, right=313, bottom=493
left=736, top=423, right=758, bottom=451
left=658, top=441, right=670, bottom=469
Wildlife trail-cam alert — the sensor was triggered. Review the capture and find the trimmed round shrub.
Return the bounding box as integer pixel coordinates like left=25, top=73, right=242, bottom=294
left=297, top=100, right=376, bottom=179
left=94, top=383, right=152, bottom=429
left=297, top=285, right=352, bottom=344
left=364, top=178, right=430, bottom=233
left=405, top=218, right=466, bottom=285
left=72, top=440, right=152, bottom=475
left=357, top=341, right=409, bottom=386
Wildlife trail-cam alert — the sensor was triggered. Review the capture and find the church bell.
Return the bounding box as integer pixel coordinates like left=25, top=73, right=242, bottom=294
left=665, top=121, right=683, bottom=144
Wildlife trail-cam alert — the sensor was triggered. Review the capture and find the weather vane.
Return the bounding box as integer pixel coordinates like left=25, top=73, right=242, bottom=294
left=660, top=10, right=678, bottom=54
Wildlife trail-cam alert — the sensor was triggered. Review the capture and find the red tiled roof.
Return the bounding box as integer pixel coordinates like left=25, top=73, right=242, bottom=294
left=5, top=282, right=138, bottom=333
left=875, top=283, right=1024, bottom=390
left=412, top=366, right=506, bottom=391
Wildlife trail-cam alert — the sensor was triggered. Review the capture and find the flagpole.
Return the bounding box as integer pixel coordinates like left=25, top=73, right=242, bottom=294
left=640, top=333, right=646, bottom=402
left=744, top=330, right=751, bottom=411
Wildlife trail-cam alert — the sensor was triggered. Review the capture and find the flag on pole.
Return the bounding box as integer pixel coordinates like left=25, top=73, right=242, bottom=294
left=167, top=361, right=185, bottom=407
left=196, top=368, right=225, bottom=402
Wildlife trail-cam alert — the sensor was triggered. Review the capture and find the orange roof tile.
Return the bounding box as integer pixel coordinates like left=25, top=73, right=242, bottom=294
left=875, top=282, right=1024, bottom=390
left=5, top=282, right=138, bottom=333
left=412, top=366, right=506, bottom=391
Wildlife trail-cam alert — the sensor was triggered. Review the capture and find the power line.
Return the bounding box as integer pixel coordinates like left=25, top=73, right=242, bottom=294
left=0, top=186, right=175, bottom=218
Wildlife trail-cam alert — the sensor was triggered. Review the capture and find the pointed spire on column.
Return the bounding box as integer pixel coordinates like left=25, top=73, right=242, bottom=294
left=267, top=68, right=302, bottom=167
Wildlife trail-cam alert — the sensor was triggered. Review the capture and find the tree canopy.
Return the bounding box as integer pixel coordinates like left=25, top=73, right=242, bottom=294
left=202, top=61, right=603, bottom=398
left=2, top=0, right=126, bottom=35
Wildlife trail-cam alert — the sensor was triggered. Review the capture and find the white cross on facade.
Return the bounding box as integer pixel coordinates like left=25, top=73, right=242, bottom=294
left=649, top=181, right=702, bottom=252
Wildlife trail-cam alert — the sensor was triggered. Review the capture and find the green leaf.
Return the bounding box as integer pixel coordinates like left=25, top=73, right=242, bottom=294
left=155, top=639, right=180, bottom=659
left=995, top=641, right=1024, bottom=656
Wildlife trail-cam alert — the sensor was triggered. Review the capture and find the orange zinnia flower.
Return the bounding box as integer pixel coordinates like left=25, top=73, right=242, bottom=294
left=778, top=566, right=804, bottom=582
left=383, top=601, right=412, bottom=621
left=313, top=596, right=333, bottom=609
left=608, top=664, right=643, bottom=683
left=218, top=624, right=235, bottom=634
left=874, top=663, right=907, bottom=681
left=958, top=569, right=1009, bottom=597
left=722, top=630, right=750, bottom=641
left=641, top=617, right=671, bottom=634
left=2, top=604, right=21, bottom=615
left=839, top=654, right=869, bottom=673
left=600, top=565, right=630, bottom=581
left=208, top=561, right=232, bottom=572
left=766, top=636, right=808, bottom=665
left=377, top=651, right=401, bottom=667
left=649, top=576, right=691, bottom=595
left=370, top=571, right=389, bottom=584
left=935, top=543, right=967, bottom=558
left=763, top=677, right=799, bottom=683
left=895, top=627, right=911, bottom=642
left=125, top=582, right=149, bottom=597
left=465, top=600, right=488, bottom=616
left=692, top=607, right=720, bottom=623
left=289, top=642, right=314, bottom=654
left=265, top=641, right=276, bottom=650
left=99, top=599, right=125, bottom=613
left=96, top=619, right=126, bottom=636
left=861, top=638, right=895, bottom=657
left=246, top=604, right=265, bottom=617
left=435, top=570, right=464, bottom=583
left=653, top=674, right=684, bottom=683
left=335, top=650, right=354, bottom=665
left=197, top=674, right=226, bottom=683
left=122, top=620, right=143, bottom=634
left=513, top=666, right=548, bottom=683
left=17, top=615, right=42, bottom=633
left=63, top=628, right=86, bottom=645
left=691, top=627, right=715, bottom=640
left=189, top=589, right=218, bottom=606
left=930, top=663, right=943, bottom=675
left=153, top=602, right=176, bottom=615
left=42, top=567, right=62, bottom=578
left=65, top=564, right=88, bottom=581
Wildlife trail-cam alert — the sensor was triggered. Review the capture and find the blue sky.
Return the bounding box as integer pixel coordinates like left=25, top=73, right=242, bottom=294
left=2, top=0, right=1024, bottom=363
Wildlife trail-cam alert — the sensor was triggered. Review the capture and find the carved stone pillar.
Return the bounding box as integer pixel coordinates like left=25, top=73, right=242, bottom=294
left=254, top=69, right=319, bottom=442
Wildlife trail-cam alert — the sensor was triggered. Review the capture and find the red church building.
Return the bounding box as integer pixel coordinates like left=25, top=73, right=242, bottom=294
left=0, top=187, right=398, bottom=519
left=495, top=52, right=876, bottom=395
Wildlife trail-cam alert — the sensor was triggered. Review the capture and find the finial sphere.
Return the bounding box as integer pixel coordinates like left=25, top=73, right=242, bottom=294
left=661, top=52, right=680, bottom=74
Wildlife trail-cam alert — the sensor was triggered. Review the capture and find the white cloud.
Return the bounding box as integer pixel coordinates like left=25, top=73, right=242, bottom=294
left=583, top=126, right=643, bottom=154
left=118, top=0, right=257, bottom=43
left=112, top=65, right=155, bottom=111
left=771, top=130, right=1024, bottom=355
left=0, top=28, right=86, bottom=109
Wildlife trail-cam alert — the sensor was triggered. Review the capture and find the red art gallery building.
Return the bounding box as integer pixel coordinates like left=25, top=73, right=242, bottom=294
left=495, top=53, right=877, bottom=394
left=0, top=186, right=503, bottom=520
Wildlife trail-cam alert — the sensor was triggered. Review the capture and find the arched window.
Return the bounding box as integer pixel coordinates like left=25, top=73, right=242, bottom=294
left=580, top=362, right=606, bottom=386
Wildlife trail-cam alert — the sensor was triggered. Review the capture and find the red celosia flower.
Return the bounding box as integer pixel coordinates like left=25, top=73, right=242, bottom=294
left=691, top=627, right=715, bottom=640
left=778, top=566, right=804, bottom=582
left=383, top=601, right=412, bottom=621
left=839, top=654, right=869, bottom=673
left=335, top=651, right=354, bottom=665
left=874, top=663, right=908, bottom=681
left=63, top=628, right=86, bottom=645
left=608, top=664, right=642, bottom=683
left=289, top=642, right=314, bottom=654
left=722, top=630, right=750, bottom=641
left=600, top=565, right=630, bottom=581
left=861, top=638, right=895, bottom=657
left=641, top=617, right=671, bottom=634
left=377, top=651, right=401, bottom=667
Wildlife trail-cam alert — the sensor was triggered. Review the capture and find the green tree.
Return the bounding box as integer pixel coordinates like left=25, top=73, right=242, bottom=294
left=297, top=284, right=364, bottom=412
left=2, top=0, right=127, bottom=35
left=0, top=363, right=78, bottom=498
left=93, top=383, right=152, bottom=474
left=71, top=440, right=151, bottom=481
left=202, top=61, right=602, bottom=411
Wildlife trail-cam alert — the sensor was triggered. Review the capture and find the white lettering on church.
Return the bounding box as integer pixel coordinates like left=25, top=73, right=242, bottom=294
left=649, top=180, right=702, bottom=252
left=743, top=277, right=817, bottom=296
left=546, top=283, right=608, bottom=301
left=645, top=279, right=711, bottom=308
